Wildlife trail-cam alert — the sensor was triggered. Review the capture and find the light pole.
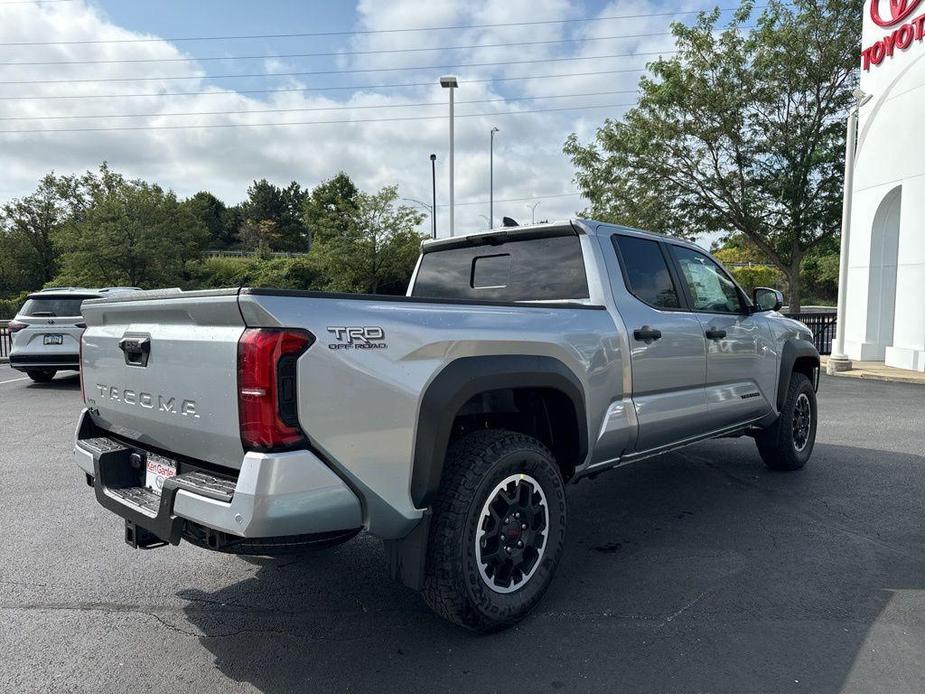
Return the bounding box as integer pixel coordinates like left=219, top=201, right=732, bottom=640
left=430, top=153, right=437, bottom=239
left=490, top=126, right=499, bottom=228
left=401, top=197, right=434, bottom=238
left=478, top=214, right=491, bottom=229
left=526, top=200, right=541, bottom=224
left=440, top=75, right=458, bottom=236
left=828, top=88, right=873, bottom=375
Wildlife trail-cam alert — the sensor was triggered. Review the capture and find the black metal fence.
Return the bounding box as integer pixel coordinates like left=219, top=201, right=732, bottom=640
left=0, top=321, right=10, bottom=360
left=785, top=312, right=836, bottom=355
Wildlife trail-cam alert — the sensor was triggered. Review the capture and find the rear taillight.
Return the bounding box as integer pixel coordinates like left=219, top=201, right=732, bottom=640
left=8, top=319, right=26, bottom=333
left=237, top=328, right=314, bottom=452
left=79, top=328, right=86, bottom=403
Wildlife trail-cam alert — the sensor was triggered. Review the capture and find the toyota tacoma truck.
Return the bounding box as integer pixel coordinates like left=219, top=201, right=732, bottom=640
left=73, top=220, right=819, bottom=631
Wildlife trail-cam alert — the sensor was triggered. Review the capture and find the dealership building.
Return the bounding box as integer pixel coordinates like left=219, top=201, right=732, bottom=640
left=841, top=0, right=925, bottom=371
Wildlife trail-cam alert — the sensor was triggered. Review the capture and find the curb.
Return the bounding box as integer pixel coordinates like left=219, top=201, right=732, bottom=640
left=821, top=357, right=925, bottom=386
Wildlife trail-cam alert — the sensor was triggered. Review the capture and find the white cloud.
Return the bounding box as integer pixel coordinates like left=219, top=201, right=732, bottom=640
left=0, top=0, right=698, bottom=235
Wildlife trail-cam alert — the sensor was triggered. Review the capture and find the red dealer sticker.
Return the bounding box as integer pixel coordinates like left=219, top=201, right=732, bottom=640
left=862, top=0, right=925, bottom=69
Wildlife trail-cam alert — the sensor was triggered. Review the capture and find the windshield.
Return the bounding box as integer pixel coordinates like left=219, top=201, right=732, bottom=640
left=19, top=296, right=95, bottom=318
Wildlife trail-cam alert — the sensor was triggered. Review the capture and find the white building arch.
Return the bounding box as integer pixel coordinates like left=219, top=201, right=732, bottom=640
left=844, top=2, right=925, bottom=371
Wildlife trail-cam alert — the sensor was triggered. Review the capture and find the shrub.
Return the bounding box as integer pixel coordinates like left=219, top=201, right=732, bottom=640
left=0, top=291, right=29, bottom=320
left=728, top=265, right=784, bottom=295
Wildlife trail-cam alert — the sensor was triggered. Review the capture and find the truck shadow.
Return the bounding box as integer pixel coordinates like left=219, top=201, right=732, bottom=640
left=178, top=440, right=925, bottom=693
left=26, top=373, right=80, bottom=389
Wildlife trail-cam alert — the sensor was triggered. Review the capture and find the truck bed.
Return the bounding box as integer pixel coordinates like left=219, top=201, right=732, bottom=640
left=80, top=286, right=621, bottom=534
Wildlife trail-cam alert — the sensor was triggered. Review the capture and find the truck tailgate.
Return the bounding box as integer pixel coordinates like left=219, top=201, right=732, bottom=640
left=81, top=289, right=247, bottom=469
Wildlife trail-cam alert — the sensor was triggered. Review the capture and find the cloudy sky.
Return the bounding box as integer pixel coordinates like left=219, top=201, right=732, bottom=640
left=0, top=0, right=726, bottom=237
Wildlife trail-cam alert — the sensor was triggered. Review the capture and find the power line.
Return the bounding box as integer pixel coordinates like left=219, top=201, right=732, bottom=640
left=0, top=7, right=762, bottom=46
left=0, top=31, right=676, bottom=67
left=0, top=101, right=636, bottom=134
left=0, top=68, right=650, bottom=101
left=440, top=192, right=582, bottom=208
left=0, top=89, right=640, bottom=121
left=0, top=50, right=675, bottom=85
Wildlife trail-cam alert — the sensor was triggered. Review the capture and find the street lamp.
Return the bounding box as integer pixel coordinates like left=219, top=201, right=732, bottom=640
left=490, top=126, right=499, bottom=229
left=828, top=88, right=874, bottom=375
left=478, top=214, right=491, bottom=229
left=440, top=75, right=458, bottom=237
left=526, top=200, right=542, bottom=224
left=401, top=197, right=434, bottom=239
left=430, top=153, right=437, bottom=239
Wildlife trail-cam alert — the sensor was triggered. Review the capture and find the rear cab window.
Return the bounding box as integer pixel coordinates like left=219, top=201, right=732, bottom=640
left=18, top=295, right=97, bottom=318
left=411, top=232, right=589, bottom=302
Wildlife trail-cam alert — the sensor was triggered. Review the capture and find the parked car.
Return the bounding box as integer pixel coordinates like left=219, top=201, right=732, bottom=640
left=72, top=220, right=819, bottom=631
left=9, top=287, right=140, bottom=382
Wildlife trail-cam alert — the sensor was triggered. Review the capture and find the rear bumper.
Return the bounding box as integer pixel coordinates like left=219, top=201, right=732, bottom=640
left=10, top=352, right=79, bottom=370
left=73, top=410, right=363, bottom=543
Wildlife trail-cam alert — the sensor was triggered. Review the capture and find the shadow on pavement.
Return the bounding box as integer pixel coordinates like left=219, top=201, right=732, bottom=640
left=178, top=441, right=925, bottom=693
left=25, top=373, right=80, bottom=390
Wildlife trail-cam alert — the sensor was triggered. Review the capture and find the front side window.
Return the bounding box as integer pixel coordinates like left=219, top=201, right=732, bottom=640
left=612, top=235, right=681, bottom=309
left=670, top=246, right=744, bottom=314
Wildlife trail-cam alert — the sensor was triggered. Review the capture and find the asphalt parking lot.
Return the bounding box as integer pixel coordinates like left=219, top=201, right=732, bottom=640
left=1, top=363, right=924, bottom=694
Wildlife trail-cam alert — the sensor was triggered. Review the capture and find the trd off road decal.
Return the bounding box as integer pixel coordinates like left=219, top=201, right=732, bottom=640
left=326, top=326, right=388, bottom=350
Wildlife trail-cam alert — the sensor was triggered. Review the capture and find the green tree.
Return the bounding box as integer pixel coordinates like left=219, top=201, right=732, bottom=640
left=239, top=179, right=309, bottom=252
left=184, top=191, right=237, bottom=249
left=54, top=175, right=207, bottom=288
left=1, top=173, right=70, bottom=287
left=238, top=218, right=281, bottom=253
left=312, top=185, right=425, bottom=294
left=564, top=0, right=860, bottom=312
left=303, top=172, right=360, bottom=247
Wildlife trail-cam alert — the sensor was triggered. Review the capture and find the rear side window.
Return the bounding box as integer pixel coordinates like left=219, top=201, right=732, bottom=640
left=18, top=296, right=94, bottom=317
left=612, top=235, right=681, bottom=309
left=412, top=234, right=589, bottom=302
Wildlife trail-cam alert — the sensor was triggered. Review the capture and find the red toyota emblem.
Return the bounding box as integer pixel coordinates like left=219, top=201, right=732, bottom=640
left=871, top=0, right=924, bottom=26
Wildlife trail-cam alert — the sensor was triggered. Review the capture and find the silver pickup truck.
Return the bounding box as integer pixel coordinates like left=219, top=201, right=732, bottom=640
left=73, top=220, right=819, bottom=631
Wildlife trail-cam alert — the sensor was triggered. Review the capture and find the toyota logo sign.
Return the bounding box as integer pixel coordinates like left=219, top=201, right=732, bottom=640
left=863, top=0, right=925, bottom=69
left=871, top=0, right=923, bottom=27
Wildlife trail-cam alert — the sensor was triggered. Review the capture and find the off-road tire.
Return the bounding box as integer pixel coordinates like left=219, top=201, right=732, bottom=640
left=756, top=372, right=817, bottom=471
left=422, top=429, right=567, bottom=632
left=26, top=369, right=55, bottom=383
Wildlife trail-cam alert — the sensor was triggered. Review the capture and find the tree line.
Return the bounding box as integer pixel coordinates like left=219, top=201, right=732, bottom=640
left=0, top=164, right=426, bottom=317
left=565, top=0, right=857, bottom=311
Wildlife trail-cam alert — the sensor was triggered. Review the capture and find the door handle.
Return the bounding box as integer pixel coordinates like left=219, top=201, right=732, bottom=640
left=705, top=328, right=727, bottom=340
left=633, top=326, right=662, bottom=343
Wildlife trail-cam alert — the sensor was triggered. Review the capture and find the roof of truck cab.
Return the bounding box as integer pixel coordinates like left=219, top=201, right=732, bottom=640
left=420, top=218, right=707, bottom=253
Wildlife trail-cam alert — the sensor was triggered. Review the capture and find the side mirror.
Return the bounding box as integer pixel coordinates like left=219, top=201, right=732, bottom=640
left=753, top=287, right=783, bottom=312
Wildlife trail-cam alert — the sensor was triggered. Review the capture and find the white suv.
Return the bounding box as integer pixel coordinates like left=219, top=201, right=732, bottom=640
left=8, top=287, right=139, bottom=382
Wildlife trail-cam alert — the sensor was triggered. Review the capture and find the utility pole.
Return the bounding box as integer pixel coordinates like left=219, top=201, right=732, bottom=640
left=430, top=153, right=437, bottom=239
left=440, top=76, right=458, bottom=236
left=490, top=126, right=499, bottom=229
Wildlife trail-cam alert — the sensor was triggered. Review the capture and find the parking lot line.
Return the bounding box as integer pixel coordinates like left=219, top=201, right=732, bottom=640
left=0, top=376, right=27, bottom=385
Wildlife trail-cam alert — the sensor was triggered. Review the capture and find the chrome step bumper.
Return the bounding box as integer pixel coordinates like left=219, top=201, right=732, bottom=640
left=73, top=409, right=364, bottom=544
